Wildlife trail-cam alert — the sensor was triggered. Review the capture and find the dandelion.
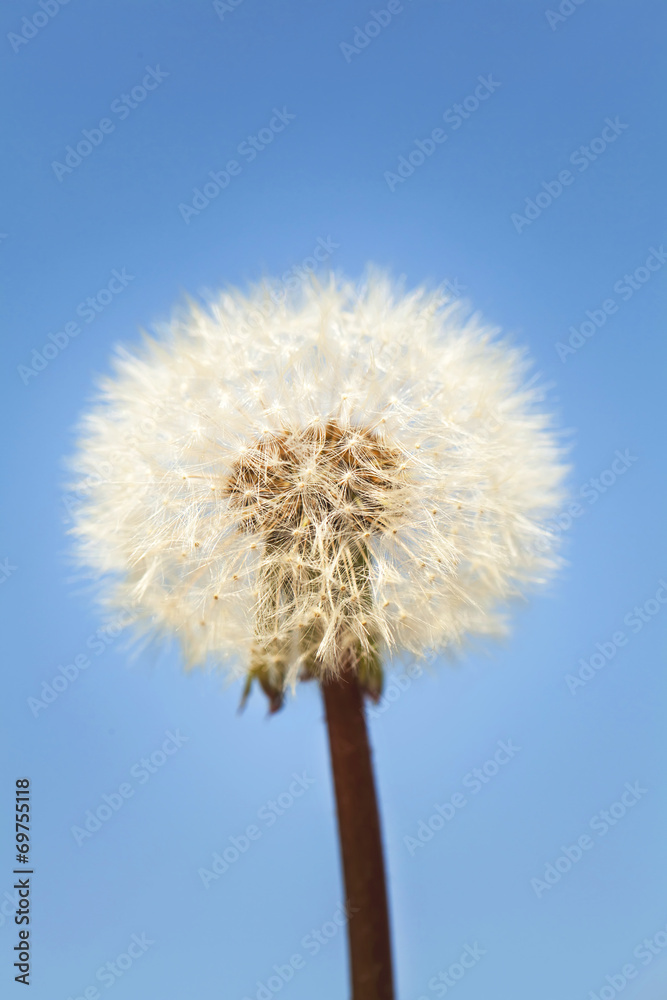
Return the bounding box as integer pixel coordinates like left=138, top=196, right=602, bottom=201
left=70, top=272, right=566, bottom=999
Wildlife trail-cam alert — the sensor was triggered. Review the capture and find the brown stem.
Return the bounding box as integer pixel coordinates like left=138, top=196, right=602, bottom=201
left=321, top=653, right=395, bottom=1000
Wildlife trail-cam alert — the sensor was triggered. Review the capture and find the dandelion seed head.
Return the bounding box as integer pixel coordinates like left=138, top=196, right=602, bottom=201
left=69, top=272, right=567, bottom=690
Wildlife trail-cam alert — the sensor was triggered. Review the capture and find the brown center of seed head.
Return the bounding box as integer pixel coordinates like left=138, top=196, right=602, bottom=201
left=225, top=419, right=403, bottom=539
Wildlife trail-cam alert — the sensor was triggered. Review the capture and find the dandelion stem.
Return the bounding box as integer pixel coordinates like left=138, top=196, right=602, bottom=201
left=322, top=654, right=394, bottom=1000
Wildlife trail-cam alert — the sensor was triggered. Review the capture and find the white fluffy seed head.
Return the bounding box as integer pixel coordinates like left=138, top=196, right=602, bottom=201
left=69, top=272, right=567, bottom=690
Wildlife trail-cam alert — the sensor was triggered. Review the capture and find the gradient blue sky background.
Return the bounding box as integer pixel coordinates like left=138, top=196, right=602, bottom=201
left=1, top=1, right=666, bottom=998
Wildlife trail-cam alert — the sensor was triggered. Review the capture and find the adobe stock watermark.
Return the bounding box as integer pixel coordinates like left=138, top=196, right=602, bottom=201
left=367, top=656, right=428, bottom=720
left=17, top=268, right=135, bottom=385
left=384, top=75, right=501, bottom=192
left=538, top=448, right=638, bottom=557
left=241, top=900, right=358, bottom=1000
left=65, top=932, right=155, bottom=1000
left=555, top=245, right=667, bottom=361
left=178, top=107, right=295, bottom=224
left=213, top=0, right=245, bottom=20
left=51, top=66, right=169, bottom=181
left=530, top=781, right=648, bottom=898
left=511, top=117, right=629, bottom=234
left=545, top=0, right=588, bottom=32
left=205, top=237, right=339, bottom=343
left=339, top=0, right=410, bottom=63
left=28, top=607, right=137, bottom=718
left=61, top=406, right=167, bottom=525
left=413, top=943, right=486, bottom=999
left=355, top=276, right=469, bottom=368
left=265, top=236, right=340, bottom=303
left=0, top=558, right=17, bottom=585
left=8, top=0, right=73, bottom=54
left=404, top=739, right=521, bottom=855
left=565, top=579, right=667, bottom=695
left=379, top=279, right=469, bottom=350
left=70, top=730, right=189, bottom=846
left=198, top=772, right=315, bottom=887
left=0, top=886, right=22, bottom=931
left=587, top=917, right=667, bottom=1000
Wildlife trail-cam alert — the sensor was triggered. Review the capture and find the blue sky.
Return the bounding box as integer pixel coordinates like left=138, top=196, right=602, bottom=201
left=1, top=1, right=666, bottom=998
